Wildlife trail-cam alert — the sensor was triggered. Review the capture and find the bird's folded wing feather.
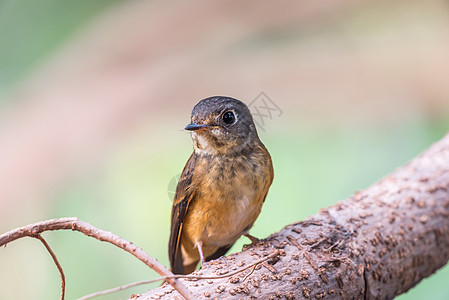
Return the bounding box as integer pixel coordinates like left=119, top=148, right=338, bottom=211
left=169, top=153, right=197, bottom=274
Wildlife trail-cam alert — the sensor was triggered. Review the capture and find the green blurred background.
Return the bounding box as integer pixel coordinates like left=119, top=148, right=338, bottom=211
left=0, top=0, right=448, bottom=299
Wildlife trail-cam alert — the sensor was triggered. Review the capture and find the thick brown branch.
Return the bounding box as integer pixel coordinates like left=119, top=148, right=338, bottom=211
left=141, top=132, right=449, bottom=299
left=0, top=218, right=192, bottom=300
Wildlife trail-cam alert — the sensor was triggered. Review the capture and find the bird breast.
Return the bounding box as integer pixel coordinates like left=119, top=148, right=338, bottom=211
left=184, top=150, right=270, bottom=247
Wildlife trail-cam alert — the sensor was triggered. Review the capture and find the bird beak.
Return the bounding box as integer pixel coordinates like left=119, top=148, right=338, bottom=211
left=184, top=123, right=211, bottom=131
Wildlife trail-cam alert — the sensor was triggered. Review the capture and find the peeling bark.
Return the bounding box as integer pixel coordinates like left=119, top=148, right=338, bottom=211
left=140, top=133, right=449, bottom=300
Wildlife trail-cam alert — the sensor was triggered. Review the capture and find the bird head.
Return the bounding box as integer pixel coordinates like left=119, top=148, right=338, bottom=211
left=185, top=96, right=259, bottom=155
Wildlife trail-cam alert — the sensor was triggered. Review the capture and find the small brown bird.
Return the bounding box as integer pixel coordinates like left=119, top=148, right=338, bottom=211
left=169, top=96, right=274, bottom=274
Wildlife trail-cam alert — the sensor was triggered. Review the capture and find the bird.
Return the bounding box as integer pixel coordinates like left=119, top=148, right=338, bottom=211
left=168, top=96, right=274, bottom=274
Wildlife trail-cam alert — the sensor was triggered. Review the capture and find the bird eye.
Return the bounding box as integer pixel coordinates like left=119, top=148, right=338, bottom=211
left=222, top=111, right=235, bottom=124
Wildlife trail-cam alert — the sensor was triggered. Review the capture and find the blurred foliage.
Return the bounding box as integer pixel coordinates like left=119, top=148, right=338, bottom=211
left=0, top=0, right=118, bottom=94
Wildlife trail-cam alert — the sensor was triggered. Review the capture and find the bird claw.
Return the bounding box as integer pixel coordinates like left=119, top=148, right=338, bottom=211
left=244, top=234, right=261, bottom=246
left=200, top=261, right=209, bottom=269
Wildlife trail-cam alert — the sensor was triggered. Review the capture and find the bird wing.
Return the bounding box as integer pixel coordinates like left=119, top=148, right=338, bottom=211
left=169, top=153, right=197, bottom=274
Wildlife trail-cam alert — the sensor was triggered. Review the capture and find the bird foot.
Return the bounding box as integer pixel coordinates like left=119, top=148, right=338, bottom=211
left=244, top=234, right=261, bottom=246
left=200, top=261, right=209, bottom=269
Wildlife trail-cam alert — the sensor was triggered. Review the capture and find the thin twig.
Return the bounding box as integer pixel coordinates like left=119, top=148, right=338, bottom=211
left=34, top=234, right=66, bottom=300
left=76, top=280, right=152, bottom=300
left=242, top=264, right=257, bottom=282
left=77, top=250, right=280, bottom=300
left=0, top=217, right=192, bottom=300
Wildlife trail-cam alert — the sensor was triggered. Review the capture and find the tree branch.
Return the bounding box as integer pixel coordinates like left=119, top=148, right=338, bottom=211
left=77, top=250, right=280, bottom=300
left=141, top=132, right=449, bottom=299
left=34, top=234, right=66, bottom=300
left=0, top=218, right=192, bottom=300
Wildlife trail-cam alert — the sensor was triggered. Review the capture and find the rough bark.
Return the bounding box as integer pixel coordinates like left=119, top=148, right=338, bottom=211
left=140, top=132, right=449, bottom=300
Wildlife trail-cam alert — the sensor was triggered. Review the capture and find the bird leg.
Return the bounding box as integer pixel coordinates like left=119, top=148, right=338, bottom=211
left=244, top=233, right=261, bottom=245
left=197, top=241, right=207, bottom=266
